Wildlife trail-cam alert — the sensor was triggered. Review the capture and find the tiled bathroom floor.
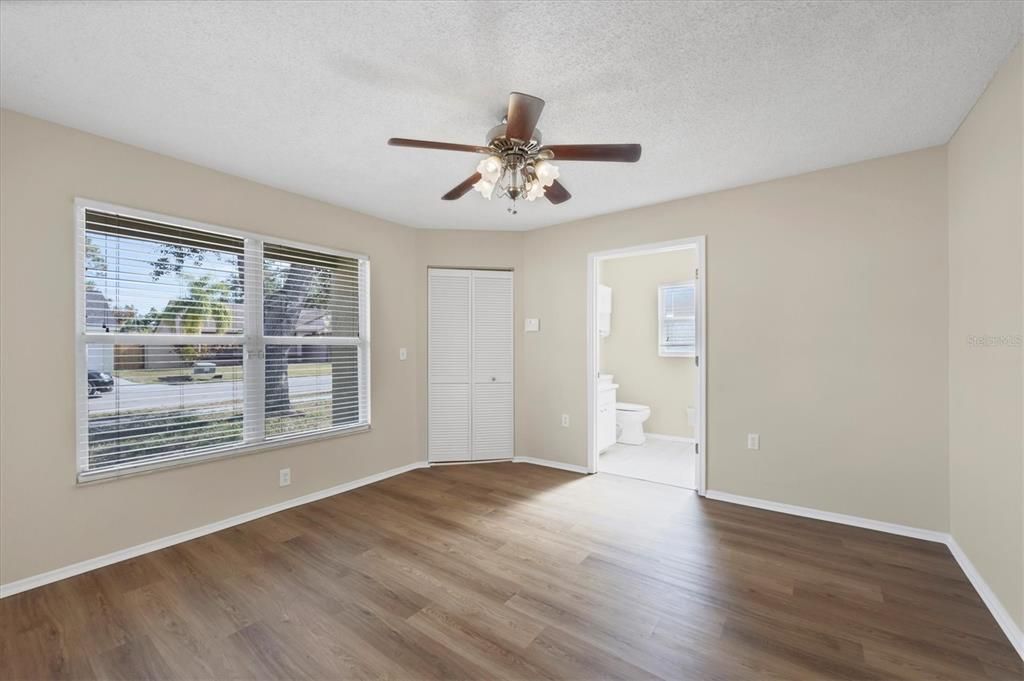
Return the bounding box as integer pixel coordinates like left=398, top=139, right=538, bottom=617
left=599, top=437, right=696, bottom=489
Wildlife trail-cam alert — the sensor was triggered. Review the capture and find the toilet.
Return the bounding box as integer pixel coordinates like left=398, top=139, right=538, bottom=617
left=615, top=402, right=651, bottom=445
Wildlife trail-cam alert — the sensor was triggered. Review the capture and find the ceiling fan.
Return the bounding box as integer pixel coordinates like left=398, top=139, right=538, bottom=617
left=387, top=92, right=641, bottom=214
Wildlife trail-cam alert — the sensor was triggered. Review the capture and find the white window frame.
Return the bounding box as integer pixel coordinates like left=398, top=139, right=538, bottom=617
left=74, top=198, right=371, bottom=483
left=657, top=280, right=696, bottom=358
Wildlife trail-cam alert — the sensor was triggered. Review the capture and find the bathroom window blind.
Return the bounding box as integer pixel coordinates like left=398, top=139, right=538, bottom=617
left=658, top=281, right=696, bottom=357
left=77, top=204, right=370, bottom=481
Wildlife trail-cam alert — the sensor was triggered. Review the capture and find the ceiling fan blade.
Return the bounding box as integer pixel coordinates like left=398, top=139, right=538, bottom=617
left=505, top=92, right=545, bottom=142
left=545, top=179, right=572, bottom=205
left=541, top=144, right=642, bottom=162
left=388, top=138, right=492, bottom=154
left=442, top=173, right=482, bottom=201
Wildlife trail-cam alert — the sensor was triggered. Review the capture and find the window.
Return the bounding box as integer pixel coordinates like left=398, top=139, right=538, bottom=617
left=658, top=281, right=696, bottom=357
left=77, top=203, right=369, bottom=481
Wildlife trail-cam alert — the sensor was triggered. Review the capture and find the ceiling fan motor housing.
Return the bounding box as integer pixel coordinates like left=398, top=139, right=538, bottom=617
left=487, top=123, right=542, bottom=148
left=487, top=125, right=544, bottom=181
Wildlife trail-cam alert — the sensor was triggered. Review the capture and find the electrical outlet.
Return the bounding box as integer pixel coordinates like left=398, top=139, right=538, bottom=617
left=399, top=347, right=408, bottom=360
left=561, top=414, right=570, bottom=428
left=747, top=434, right=760, bottom=450
left=279, top=468, right=291, bottom=486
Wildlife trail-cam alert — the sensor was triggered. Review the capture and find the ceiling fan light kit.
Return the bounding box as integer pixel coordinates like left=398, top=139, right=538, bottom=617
left=388, top=92, right=641, bottom=214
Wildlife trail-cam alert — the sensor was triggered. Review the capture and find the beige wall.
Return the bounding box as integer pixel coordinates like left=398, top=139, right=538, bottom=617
left=520, top=147, right=950, bottom=531
left=599, top=249, right=698, bottom=438
left=3, top=68, right=1014, bottom=605
left=947, top=43, right=1023, bottom=630
left=0, top=110, right=422, bottom=584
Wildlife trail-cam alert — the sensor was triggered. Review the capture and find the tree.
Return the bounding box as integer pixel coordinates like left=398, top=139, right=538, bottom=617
left=158, top=277, right=232, bottom=364
left=111, top=303, right=138, bottom=328
left=149, top=246, right=326, bottom=415
left=119, top=307, right=161, bottom=333
left=263, top=264, right=316, bottom=415
left=84, top=236, right=107, bottom=288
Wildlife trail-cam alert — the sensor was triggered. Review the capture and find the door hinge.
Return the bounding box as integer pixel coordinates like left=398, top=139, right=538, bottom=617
left=695, top=268, right=699, bottom=280
left=695, top=355, right=699, bottom=367
left=695, top=443, right=699, bottom=454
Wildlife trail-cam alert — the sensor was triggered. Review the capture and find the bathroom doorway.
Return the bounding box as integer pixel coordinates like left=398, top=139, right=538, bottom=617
left=586, top=237, right=706, bottom=493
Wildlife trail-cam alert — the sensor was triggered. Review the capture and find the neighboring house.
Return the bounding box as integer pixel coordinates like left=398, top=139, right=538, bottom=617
left=84, top=288, right=117, bottom=330
left=84, top=289, right=115, bottom=373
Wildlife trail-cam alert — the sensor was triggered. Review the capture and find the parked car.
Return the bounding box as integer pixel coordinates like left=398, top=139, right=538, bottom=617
left=87, top=370, right=113, bottom=396
left=193, top=361, right=217, bottom=380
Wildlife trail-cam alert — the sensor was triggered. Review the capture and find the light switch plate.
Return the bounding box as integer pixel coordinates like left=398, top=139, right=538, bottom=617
left=525, top=318, right=540, bottom=332
left=279, top=468, right=291, bottom=486
left=747, top=434, right=760, bottom=450
left=399, top=347, right=408, bottom=360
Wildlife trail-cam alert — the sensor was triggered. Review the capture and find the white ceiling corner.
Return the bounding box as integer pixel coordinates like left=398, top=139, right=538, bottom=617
left=1, top=0, right=1020, bottom=231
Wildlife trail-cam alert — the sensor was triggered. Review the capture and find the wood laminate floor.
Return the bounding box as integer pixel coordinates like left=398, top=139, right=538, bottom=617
left=1, top=463, right=1020, bottom=680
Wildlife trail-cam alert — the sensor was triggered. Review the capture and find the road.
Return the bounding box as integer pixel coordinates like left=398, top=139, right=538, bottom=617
left=88, top=375, right=329, bottom=412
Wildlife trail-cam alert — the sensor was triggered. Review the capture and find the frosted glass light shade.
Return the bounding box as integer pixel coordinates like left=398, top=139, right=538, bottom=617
left=476, top=156, right=502, bottom=183
left=525, top=180, right=546, bottom=202
left=534, top=160, right=560, bottom=187
left=472, top=178, right=495, bottom=199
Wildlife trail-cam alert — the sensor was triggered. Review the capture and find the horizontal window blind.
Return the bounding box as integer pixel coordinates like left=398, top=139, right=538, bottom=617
left=264, top=344, right=363, bottom=439
left=659, top=282, right=696, bottom=357
left=84, top=345, right=245, bottom=470
left=78, top=206, right=370, bottom=479
left=85, top=211, right=247, bottom=335
left=263, top=243, right=361, bottom=338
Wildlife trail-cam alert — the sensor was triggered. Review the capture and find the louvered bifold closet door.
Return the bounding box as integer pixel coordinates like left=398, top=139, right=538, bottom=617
left=470, top=271, right=513, bottom=460
left=428, top=269, right=472, bottom=461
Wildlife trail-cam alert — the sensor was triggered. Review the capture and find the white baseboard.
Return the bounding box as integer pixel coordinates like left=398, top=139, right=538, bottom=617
left=706, top=489, right=1023, bottom=661
left=428, top=457, right=520, bottom=466
left=705, top=490, right=948, bottom=542
left=708, top=489, right=946, bottom=540
left=512, top=456, right=589, bottom=474
left=946, top=536, right=1024, bottom=660
left=0, top=461, right=429, bottom=599
left=646, top=433, right=697, bottom=444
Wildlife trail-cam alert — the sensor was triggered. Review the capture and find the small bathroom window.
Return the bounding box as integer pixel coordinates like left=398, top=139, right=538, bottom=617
left=658, top=281, right=696, bottom=357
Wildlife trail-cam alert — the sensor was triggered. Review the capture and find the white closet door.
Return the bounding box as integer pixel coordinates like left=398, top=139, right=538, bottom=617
left=471, top=271, right=513, bottom=460
left=428, top=269, right=472, bottom=461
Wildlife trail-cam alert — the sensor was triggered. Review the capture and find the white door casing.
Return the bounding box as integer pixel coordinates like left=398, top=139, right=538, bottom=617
left=587, top=237, right=707, bottom=494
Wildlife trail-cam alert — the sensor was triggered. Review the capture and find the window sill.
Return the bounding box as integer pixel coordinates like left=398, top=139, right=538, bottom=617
left=76, top=424, right=371, bottom=485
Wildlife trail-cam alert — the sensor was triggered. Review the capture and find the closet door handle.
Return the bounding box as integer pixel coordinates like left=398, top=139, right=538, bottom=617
left=491, top=376, right=496, bottom=382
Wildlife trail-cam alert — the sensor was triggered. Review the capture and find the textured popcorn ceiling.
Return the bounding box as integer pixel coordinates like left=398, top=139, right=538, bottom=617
left=1, top=1, right=1020, bottom=231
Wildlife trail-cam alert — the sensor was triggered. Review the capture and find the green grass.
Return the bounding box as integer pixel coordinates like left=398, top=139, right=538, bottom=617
left=117, top=362, right=331, bottom=384
left=88, top=411, right=243, bottom=464
left=88, top=398, right=348, bottom=465
left=266, top=400, right=331, bottom=438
